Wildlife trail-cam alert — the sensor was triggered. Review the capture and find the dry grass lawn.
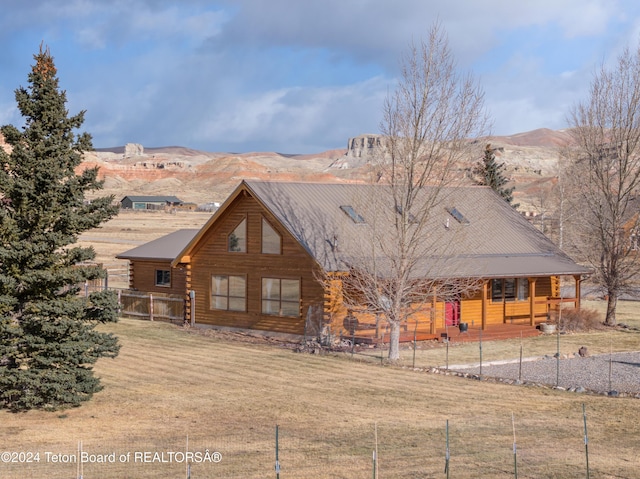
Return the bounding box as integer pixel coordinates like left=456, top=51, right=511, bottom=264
left=2, top=318, right=640, bottom=478
left=3, top=210, right=637, bottom=478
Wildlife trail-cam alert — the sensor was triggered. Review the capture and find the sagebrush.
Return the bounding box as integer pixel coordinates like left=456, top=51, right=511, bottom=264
left=560, top=307, right=603, bottom=332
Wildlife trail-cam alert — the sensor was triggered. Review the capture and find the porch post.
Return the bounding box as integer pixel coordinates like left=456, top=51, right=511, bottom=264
left=529, top=278, right=537, bottom=326
left=481, top=280, right=488, bottom=330
left=574, top=275, right=582, bottom=309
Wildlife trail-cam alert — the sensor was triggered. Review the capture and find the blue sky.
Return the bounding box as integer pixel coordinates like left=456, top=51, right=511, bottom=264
left=1, top=0, right=640, bottom=153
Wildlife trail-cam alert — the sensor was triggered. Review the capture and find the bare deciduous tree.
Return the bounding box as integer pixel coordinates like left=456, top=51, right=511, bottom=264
left=339, top=23, right=489, bottom=361
left=566, top=44, right=640, bottom=326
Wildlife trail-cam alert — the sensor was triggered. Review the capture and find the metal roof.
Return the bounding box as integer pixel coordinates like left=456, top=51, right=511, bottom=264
left=116, top=229, right=199, bottom=261
left=120, top=195, right=184, bottom=203
left=241, top=181, right=590, bottom=278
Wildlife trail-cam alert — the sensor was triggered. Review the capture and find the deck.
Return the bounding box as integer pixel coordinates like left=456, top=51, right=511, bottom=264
left=347, top=322, right=542, bottom=345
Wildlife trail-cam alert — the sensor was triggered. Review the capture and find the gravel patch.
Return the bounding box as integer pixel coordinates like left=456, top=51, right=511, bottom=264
left=450, top=351, right=640, bottom=395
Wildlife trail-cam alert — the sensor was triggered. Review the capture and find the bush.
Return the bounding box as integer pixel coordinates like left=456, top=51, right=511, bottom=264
left=559, top=308, right=603, bottom=332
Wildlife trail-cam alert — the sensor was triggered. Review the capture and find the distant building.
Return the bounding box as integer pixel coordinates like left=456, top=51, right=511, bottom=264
left=120, top=196, right=184, bottom=210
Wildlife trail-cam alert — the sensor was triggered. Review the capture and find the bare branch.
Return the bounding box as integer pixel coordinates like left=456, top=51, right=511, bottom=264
left=565, top=44, right=640, bottom=325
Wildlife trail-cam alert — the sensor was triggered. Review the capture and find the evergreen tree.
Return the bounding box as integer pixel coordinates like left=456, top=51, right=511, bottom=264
left=474, top=143, right=517, bottom=206
left=0, top=46, right=120, bottom=411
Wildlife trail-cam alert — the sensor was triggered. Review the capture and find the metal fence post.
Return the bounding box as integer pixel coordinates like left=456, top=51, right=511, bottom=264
left=583, top=403, right=590, bottom=479
left=445, top=419, right=450, bottom=479
left=149, top=293, right=154, bottom=321
left=275, top=424, right=280, bottom=479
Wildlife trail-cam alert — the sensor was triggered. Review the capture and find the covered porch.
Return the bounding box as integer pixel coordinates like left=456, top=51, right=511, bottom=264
left=480, top=274, right=584, bottom=328
left=336, top=274, right=584, bottom=344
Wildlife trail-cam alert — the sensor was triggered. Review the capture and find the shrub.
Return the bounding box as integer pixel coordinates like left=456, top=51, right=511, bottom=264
left=559, top=308, right=603, bottom=332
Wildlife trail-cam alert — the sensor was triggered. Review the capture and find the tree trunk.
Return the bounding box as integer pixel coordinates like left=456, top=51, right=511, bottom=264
left=605, top=292, right=617, bottom=326
left=388, top=321, right=401, bottom=362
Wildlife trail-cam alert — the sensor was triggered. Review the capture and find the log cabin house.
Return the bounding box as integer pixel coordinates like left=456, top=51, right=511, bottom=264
left=117, top=180, right=590, bottom=341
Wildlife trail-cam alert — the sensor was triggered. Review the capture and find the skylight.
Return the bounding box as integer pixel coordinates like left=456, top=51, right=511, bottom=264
left=447, top=207, right=470, bottom=225
left=340, top=205, right=365, bottom=224
left=395, top=205, right=417, bottom=223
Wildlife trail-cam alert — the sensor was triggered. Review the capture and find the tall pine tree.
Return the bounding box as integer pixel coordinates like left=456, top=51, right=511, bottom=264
left=473, top=143, right=517, bottom=206
left=0, top=46, right=120, bottom=411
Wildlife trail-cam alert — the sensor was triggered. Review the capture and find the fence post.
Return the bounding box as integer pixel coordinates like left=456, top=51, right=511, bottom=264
left=190, top=290, right=196, bottom=326
left=512, top=412, right=518, bottom=479
left=479, top=326, right=483, bottom=379
left=275, top=424, right=280, bottom=479
left=149, top=293, right=154, bottom=321
left=445, top=419, right=450, bottom=479
left=583, top=403, right=590, bottom=479
left=373, top=422, right=378, bottom=479
left=412, top=322, right=417, bottom=369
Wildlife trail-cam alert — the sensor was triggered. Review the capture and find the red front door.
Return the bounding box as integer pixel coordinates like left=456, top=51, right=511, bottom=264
left=445, top=300, right=460, bottom=326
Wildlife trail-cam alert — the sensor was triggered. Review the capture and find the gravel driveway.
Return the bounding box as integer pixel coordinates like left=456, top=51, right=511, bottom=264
left=449, top=351, right=640, bottom=396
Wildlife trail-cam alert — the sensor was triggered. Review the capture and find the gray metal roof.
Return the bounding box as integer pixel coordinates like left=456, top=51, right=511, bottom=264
left=241, top=180, right=590, bottom=278
left=116, top=229, right=199, bottom=261
left=121, top=195, right=184, bottom=204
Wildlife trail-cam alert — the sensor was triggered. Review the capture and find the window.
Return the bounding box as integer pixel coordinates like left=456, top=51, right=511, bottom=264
left=504, top=278, right=516, bottom=301
left=491, top=278, right=503, bottom=301
left=517, top=278, right=529, bottom=301
left=155, top=269, right=171, bottom=287
left=446, top=207, right=470, bottom=225
left=262, top=218, right=281, bottom=254
left=340, top=205, right=365, bottom=224
left=491, top=278, right=529, bottom=302
left=262, top=278, right=300, bottom=317
left=228, top=218, right=247, bottom=252
left=211, top=275, right=246, bottom=311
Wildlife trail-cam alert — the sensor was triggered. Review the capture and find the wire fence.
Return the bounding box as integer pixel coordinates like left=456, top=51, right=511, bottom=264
left=3, top=412, right=635, bottom=479
left=332, top=331, right=640, bottom=397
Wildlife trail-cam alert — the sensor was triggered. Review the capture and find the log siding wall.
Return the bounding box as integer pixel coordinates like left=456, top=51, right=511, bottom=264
left=128, top=260, right=189, bottom=297
left=189, top=193, right=325, bottom=335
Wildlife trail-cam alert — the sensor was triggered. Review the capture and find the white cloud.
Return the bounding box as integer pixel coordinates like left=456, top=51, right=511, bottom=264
left=194, top=77, right=388, bottom=152
left=4, top=0, right=640, bottom=152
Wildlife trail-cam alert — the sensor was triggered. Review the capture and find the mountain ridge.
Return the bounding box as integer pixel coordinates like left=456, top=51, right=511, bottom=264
left=2, top=128, right=570, bottom=210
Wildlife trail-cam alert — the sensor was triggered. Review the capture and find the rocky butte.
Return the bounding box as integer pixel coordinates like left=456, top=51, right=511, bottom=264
left=0, top=129, right=572, bottom=213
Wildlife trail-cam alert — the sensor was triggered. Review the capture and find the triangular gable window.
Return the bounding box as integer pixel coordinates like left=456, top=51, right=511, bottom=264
left=228, top=218, right=247, bottom=252
left=262, top=218, right=281, bottom=254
